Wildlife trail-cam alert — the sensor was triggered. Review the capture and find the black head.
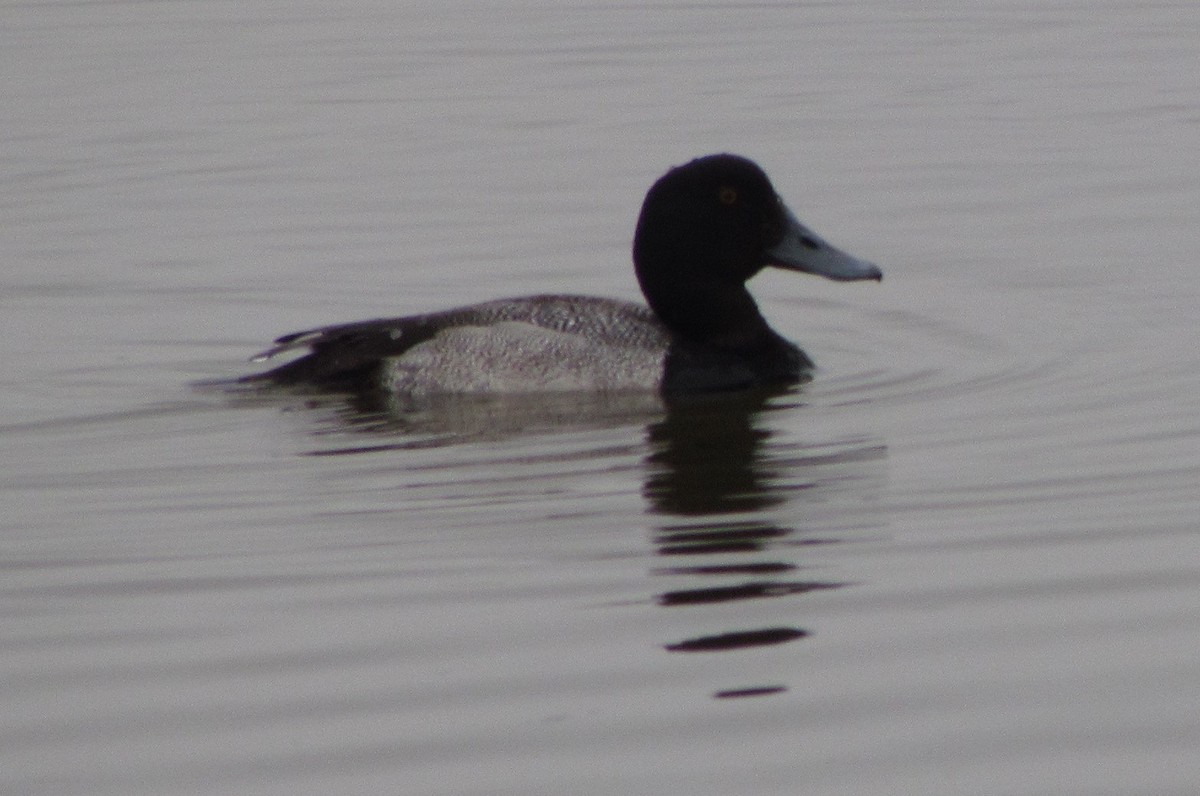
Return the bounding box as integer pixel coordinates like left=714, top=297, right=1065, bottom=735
left=633, top=154, right=786, bottom=293
left=632, top=154, right=880, bottom=345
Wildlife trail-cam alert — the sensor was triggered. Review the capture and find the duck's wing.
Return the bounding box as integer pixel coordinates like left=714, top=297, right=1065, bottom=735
left=240, top=295, right=664, bottom=389
left=241, top=312, right=444, bottom=387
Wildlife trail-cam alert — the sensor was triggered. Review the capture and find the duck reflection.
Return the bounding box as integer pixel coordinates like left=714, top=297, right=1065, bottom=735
left=645, top=389, right=883, bottom=698
left=230, top=387, right=669, bottom=453
left=228, top=378, right=883, bottom=702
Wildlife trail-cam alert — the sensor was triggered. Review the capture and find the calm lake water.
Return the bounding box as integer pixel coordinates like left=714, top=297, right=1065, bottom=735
left=4, top=1, right=1199, bottom=794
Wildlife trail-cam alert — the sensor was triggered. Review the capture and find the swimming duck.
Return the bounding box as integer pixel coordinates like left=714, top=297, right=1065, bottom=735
left=242, top=154, right=881, bottom=395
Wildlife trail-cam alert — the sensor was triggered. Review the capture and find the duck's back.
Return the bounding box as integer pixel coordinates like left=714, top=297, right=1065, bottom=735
left=245, top=295, right=671, bottom=393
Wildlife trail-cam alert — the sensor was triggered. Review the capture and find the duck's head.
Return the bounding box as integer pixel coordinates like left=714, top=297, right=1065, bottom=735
left=632, top=154, right=881, bottom=339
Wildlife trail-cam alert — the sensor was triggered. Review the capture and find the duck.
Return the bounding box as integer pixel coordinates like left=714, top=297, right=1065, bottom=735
left=241, top=154, right=881, bottom=395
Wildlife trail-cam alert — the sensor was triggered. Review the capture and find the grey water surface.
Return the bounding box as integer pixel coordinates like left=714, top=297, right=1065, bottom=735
left=4, top=2, right=1200, bottom=794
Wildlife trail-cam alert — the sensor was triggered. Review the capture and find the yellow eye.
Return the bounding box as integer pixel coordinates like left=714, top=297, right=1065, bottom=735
left=718, top=186, right=738, bottom=205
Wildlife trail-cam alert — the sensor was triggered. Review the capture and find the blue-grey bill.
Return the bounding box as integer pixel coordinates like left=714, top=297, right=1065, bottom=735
left=766, top=205, right=882, bottom=282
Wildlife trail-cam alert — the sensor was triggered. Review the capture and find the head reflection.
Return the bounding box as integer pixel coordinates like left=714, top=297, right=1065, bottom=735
left=643, top=390, right=881, bottom=699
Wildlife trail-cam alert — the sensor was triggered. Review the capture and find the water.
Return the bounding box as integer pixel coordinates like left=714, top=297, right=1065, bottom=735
left=4, top=1, right=1199, bottom=794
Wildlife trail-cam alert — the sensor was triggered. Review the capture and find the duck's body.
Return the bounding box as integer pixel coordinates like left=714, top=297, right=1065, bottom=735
left=250, top=295, right=669, bottom=392
left=243, top=154, right=881, bottom=396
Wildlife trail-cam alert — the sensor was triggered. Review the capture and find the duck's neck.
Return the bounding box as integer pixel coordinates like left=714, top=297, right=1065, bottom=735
left=644, top=279, right=781, bottom=352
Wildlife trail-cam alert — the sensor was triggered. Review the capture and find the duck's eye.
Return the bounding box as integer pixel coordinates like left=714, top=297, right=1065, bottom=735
left=718, top=186, right=738, bottom=205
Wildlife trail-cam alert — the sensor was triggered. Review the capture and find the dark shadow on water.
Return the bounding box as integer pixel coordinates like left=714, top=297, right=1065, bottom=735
left=645, top=388, right=886, bottom=698
left=665, top=627, right=809, bottom=652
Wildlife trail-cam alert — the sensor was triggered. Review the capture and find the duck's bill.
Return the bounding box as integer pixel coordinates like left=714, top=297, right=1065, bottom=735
left=766, top=206, right=882, bottom=282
